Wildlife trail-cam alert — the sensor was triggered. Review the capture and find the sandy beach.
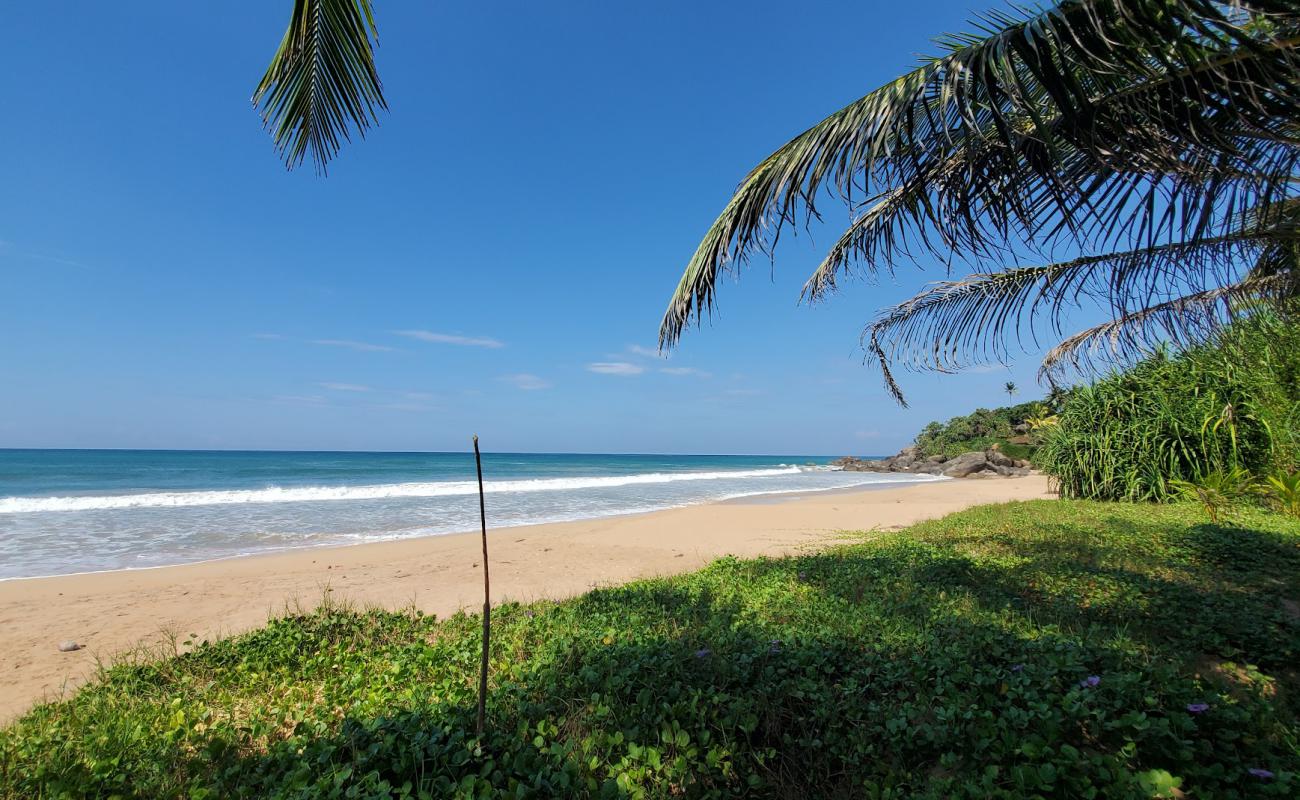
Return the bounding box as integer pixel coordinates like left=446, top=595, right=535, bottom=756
left=0, top=475, right=1051, bottom=723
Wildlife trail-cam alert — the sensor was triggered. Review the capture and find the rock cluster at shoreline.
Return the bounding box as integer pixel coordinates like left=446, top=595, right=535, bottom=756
left=832, top=445, right=1033, bottom=478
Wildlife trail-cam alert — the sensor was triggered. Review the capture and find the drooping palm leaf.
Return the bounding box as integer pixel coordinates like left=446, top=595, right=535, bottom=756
left=862, top=221, right=1300, bottom=376
left=253, top=0, right=387, bottom=173
left=1037, top=270, right=1298, bottom=380
left=661, top=0, right=1300, bottom=400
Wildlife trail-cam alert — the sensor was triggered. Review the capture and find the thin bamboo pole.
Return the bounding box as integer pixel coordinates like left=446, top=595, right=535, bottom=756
left=473, top=435, right=490, bottom=736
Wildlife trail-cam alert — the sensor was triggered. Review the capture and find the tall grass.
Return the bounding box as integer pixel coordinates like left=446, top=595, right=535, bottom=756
left=1039, top=312, right=1300, bottom=501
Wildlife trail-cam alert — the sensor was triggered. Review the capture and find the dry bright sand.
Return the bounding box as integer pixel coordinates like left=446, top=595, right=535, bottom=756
left=0, top=475, right=1051, bottom=723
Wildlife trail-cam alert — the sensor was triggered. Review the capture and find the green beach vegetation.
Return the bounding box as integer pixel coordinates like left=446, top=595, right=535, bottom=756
left=3, top=501, right=1298, bottom=798
left=1037, top=314, right=1300, bottom=503
left=913, top=399, right=1061, bottom=462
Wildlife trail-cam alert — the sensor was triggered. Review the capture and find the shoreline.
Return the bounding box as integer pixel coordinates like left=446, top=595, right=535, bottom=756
left=0, top=475, right=947, bottom=585
left=0, top=475, right=1051, bottom=724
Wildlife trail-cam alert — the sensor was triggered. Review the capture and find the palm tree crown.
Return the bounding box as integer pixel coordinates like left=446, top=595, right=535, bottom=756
left=659, top=0, right=1300, bottom=405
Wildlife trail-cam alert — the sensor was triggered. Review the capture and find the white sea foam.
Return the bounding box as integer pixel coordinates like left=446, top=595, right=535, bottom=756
left=0, top=466, right=819, bottom=513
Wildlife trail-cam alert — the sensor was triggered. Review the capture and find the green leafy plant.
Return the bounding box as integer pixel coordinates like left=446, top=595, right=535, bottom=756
left=1169, top=467, right=1257, bottom=523
left=1025, top=413, right=1059, bottom=431
left=1263, top=469, right=1300, bottom=517
left=1135, top=768, right=1184, bottom=799
left=1039, top=314, right=1300, bottom=501
left=4, top=501, right=1297, bottom=798
left=913, top=400, right=1048, bottom=458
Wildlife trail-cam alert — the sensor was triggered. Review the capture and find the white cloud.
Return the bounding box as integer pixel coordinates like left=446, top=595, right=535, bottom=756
left=499, top=373, right=552, bottom=390
left=318, top=382, right=372, bottom=392
left=587, top=362, right=645, bottom=376
left=271, top=394, right=328, bottom=406
left=310, top=338, right=396, bottom=352
left=626, top=344, right=663, bottom=359
left=376, top=402, right=434, bottom=412
left=393, top=330, right=504, bottom=348
left=660, top=367, right=711, bottom=378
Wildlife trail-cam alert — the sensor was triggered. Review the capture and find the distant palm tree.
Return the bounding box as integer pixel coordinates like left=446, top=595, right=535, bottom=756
left=659, top=0, right=1300, bottom=406
left=1046, top=385, right=1071, bottom=413
left=254, top=0, right=387, bottom=174
left=1004, top=382, right=1018, bottom=401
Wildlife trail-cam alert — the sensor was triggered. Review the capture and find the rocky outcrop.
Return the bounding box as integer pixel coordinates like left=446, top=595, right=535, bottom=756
left=833, top=445, right=1032, bottom=478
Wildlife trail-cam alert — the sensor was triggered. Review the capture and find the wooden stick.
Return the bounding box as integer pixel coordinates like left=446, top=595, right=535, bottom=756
left=473, top=435, right=490, bottom=736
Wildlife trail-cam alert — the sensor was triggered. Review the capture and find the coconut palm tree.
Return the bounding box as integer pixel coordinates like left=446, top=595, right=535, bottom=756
left=659, top=0, right=1300, bottom=406
left=253, top=0, right=387, bottom=174
left=1004, top=381, right=1018, bottom=401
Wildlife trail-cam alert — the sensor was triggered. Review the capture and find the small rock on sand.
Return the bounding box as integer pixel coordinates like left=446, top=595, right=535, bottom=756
left=58, top=641, right=82, bottom=652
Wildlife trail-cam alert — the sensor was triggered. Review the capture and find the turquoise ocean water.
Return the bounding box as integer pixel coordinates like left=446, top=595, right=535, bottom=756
left=0, top=450, right=941, bottom=579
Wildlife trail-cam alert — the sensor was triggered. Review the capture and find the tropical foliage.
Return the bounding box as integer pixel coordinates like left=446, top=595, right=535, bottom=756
left=4, top=501, right=1298, bottom=797
left=1038, top=314, right=1300, bottom=501
left=660, top=0, right=1300, bottom=404
left=913, top=399, right=1057, bottom=459
left=254, top=0, right=386, bottom=173
left=1169, top=467, right=1259, bottom=522
left=1264, top=469, right=1300, bottom=516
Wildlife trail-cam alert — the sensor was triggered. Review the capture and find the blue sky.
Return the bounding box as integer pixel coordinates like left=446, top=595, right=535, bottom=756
left=1, top=1, right=1064, bottom=455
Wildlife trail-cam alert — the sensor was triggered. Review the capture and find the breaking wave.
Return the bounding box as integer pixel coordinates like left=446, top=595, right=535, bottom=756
left=0, top=466, right=812, bottom=513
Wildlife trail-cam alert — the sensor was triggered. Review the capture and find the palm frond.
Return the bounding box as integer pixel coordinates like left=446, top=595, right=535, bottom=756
left=862, top=223, right=1299, bottom=375
left=253, top=0, right=387, bottom=174
left=1037, top=270, right=1298, bottom=381
left=662, top=0, right=1300, bottom=345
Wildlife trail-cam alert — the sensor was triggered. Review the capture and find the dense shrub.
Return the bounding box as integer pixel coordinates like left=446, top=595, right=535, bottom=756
left=914, top=400, right=1055, bottom=458
left=3, top=502, right=1297, bottom=798
left=1039, top=314, right=1300, bottom=502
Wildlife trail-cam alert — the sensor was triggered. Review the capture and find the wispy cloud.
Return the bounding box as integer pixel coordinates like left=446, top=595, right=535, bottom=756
left=271, top=394, right=329, bottom=406
left=393, top=330, right=504, bottom=348
left=626, top=344, right=663, bottom=359
left=0, top=240, right=91, bottom=270
left=660, top=367, right=711, bottom=378
left=499, top=373, right=552, bottom=390
left=587, top=362, right=645, bottom=376
left=310, top=338, right=396, bottom=353
left=375, top=402, right=435, bottom=413
left=253, top=333, right=395, bottom=353
left=26, top=252, right=91, bottom=269
left=854, top=430, right=881, bottom=440
left=318, top=382, right=373, bottom=392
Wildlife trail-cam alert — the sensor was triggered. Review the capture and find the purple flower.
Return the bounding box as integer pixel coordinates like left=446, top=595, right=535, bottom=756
left=694, top=648, right=711, bottom=659
left=1248, top=768, right=1274, bottom=780
left=1079, top=675, right=1100, bottom=688
left=1185, top=703, right=1209, bottom=714
left=768, top=640, right=783, bottom=654
left=1010, top=663, right=1024, bottom=672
